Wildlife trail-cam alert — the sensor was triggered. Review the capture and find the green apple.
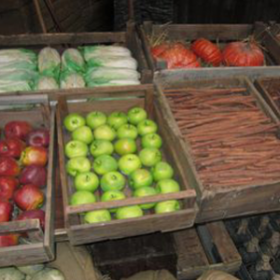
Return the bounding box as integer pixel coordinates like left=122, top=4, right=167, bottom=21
left=72, top=126, right=94, bottom=144
left=84, top=210, right=111, bottom=224
left=155, top=200, right=181, bottom=214
left=139, top=148, right=162, bottom=167
left=127, top=107, right=147, bottom=125
left=133, top=186, right=158, bottom=209
left=118, top=154, right=142, bottom=175
left=94, top=124, right=116, bottom=141
left=70, top=191, right=96, bottom=206
left=141, top=133, right=162, bottom=149
left=101, top=190, right=126, bottom=213
left=156, top=179, right=180, bottom=194
left=129, top=169, right=153, bottom=189
left=64, top=113, right=86, bottom=132
left=65, top=140, right=88, bottom=158
left=152, top=162, right=174, bottom=182
left=86, top=111, right=107, bottom=129
left=116, top=205, right=144, bottom=219
left=114, top=138, right=137, bottom=156
left=137, top=119, right=158, bottom=136
left=117, top=124, right=138, bottom=139
left=74, top=172, right=99, bottom=192
left=101, top=190, right=126, bottom=202
left=100, top=171, right=126, bottom=191
left=90, top=139, right=114, bottom=158
left=93, top=155, right=118, bottom=175
left=66, top=157, right=91, bottom=177
left=108, top=112, right=128, bottom=129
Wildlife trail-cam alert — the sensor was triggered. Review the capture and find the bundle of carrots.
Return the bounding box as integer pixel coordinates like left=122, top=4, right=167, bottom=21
left=165, top=86, right=280, bottom=189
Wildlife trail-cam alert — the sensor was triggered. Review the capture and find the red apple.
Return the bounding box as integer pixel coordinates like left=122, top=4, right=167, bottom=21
left=16, top=209, right=45, bottom=231
left=14, top=184, right=44, bottom=211
left=19, top=165, right=47, bottom=188
left=0, top=137, right=26, bottom=158
left=26, top=129, right=50, bottom=148
left=20, top=147, right=48, bottom=167
left=0, top=234, right=19, bottom=247
left=0, top=200, right=13, bottom=222
left=4, top=121, right=32, bottom=141
left=0, top=157, right=20, bottom=176
left=0, top=176, right=19, bottom=201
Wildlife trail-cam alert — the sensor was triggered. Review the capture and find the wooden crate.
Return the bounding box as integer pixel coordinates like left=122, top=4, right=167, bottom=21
left=139, top=22, right=279, bottom=72
left=255, top=76, right=280, bottom=120
left=0, top=21, right=152, bottom=91
left=56, top=85, right=197, bottom=245
left=88, top=221, right=241, bottom=280
left=176, top=222, right=241, bottom=280
left=0, top=95, right=55, bottom=267
left=155, top=76, right=280, bottom=223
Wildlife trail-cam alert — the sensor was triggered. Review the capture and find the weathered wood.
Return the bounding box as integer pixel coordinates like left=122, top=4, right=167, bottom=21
left=139, top=22, right=278, bottom=72
left=57, top=85, right=197, bottom=245
left=0, top=25, right=152, bottom=87
left=175, top=222, right=241, bottom=280
left=0, top=95, right=55, bottom=266
left=155, top=76, right=280, bottom=223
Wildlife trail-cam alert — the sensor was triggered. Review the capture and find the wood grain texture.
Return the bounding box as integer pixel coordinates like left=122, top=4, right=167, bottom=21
left=56, top=85, right=197, bottom=245
left=0, top=95, right=55, bottom=266
left=139, top=22, right=277, bottom=72
left=155, top=76, right=280, bottom=223
left=175, top=222, right=241, bottom=280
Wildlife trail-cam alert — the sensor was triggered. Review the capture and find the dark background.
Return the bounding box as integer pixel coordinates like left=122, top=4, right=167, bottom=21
left=0, top=0, right=280, bottom=35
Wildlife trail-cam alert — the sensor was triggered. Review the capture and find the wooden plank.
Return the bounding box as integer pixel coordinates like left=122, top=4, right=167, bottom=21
left=0, top=95, right=55, bottom=266
left=155, top=75, right=280, bottom=223
left=206, top=222, right=241, bottom=265
left=140, top=22, right=279, bottom=72
left=56, top=85, right=197, bottom=245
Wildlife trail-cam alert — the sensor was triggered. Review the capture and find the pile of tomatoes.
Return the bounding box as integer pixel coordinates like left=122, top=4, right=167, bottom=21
left=151, top=38, right=265, bottom=69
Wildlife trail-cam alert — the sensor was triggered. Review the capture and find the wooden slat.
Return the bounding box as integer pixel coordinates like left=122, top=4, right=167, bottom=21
left=57, top=85, right=197, bottom=245
left=155, top=75, right=280, bottom=223
left=0, top=94, right=55, bottom=266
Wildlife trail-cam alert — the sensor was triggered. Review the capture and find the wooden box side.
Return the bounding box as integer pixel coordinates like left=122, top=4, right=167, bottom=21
left=155, top=76, right=280, bottom=222
left=140, top=21, right=275, bottom=71
left=0, top=95, right=55, bottom=266
left=56, top=85, right=197, bottom=245
left=175, top=221, right=241, bottom=280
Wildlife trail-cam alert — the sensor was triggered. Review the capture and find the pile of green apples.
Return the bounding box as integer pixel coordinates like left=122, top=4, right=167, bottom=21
left=63, top=107, right=181, bottom=224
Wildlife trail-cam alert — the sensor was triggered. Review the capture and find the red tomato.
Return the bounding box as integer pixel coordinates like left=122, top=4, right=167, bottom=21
left=151, top=43, right=169, bottom=58
left=191, top=38, right=222, bottom=66
left=222, top=41, right=264, bottom=67
left=158, top=43, right=199, bottom=69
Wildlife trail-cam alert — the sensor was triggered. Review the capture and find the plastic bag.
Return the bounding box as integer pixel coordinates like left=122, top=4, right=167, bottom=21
left=86, top=56, right=137, bottom=70
left=38, top=47, right=61, bottom=78
left=0, top=267, right=25, bottom=280
left=30, top=268, right=65, bottom=280
left=35, top=75, right=59, bottom=90
left=60, top=72, right=85, bottom=89
left=16, top=264, right=45, bottom=276
left=81, top=46, right=131, bottom=61
left=0, top=49, right=37, bottom=64
left=62, top=48, right=86, bottom=73
left=85, top=67, right=140, bottom=84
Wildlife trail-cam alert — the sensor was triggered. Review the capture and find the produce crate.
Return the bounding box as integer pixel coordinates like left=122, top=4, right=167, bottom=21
left=175, top=222, right=241, bottom=280
left=0, top=95, right=55, bottom=266
left=155, top=76, right=280, bottom=223
left=56, top=85, right=197, bottom=245
left=0, top=21, right=152, bottom=95
left=226, top=213, right=280, bottom=280
left=139, top=22, right=279, bottom=72
left=255, top=76, right=280, bottom=120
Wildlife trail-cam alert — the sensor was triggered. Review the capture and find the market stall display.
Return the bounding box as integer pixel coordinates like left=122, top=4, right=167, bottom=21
left=56, top=85, right=197, bottom=245
left=155, top=76, right=280, bottom=222
left=0, top=95, right=55, bottom=267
